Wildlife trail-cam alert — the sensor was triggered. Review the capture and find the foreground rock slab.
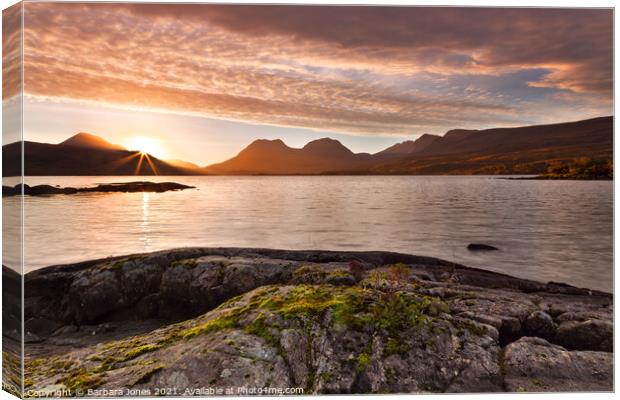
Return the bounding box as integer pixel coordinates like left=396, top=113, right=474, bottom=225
left=504, top=337, right=612, bottom=392
left=9, top=248, right=612, bottom=394
left=2, top=181, right=195, bottom=197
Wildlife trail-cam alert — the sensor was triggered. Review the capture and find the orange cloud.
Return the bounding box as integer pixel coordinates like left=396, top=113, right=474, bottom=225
left=14, top=3, right=613, bottom=135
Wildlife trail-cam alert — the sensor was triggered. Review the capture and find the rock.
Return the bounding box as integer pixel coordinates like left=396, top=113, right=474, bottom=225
left=555, top=319, right=612, bottom=352
left=65, top=269, right=125, bottom=322
left=2, top=182, right=195, bottom=197
left=523, top=311, right=556, bottom=341
left=51, top=325, right=79, bottom=336
left=503, top=337, right=612, bottom=392
left=467, top=244, right=499, bottom=251
left=280, top=329, right=310, bottom=387
left=18, top=248, right=612, bottom=394
left=25, top=317, right=63, bottom=337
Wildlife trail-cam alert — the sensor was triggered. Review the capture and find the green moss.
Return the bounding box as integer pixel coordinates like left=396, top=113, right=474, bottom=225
left=384, top=337, right=409, bottom=356
left=171, top=258, right=198, bottom=268
left=293, top=266, right=321, bottom=277
left=58, top=368, right=103, bottom=391
left=329, top=270, right=350, bottom=278
left=245, top=313, right=279, bottom=348
left=389, top=263, right=409, bottom=282
left=275, top=286, right=348, bottom=319
left=320, top=372, right=333, bottom=383
left=426, top=300, right=450, bottom=316
left=532, top=378, right=542, bottom=387
left=181, top=313, right=238, bottom=339
left=102, top=255, right=147, bottom=270
left=124, top=344, right=161, bottom=360
left=356, top=352, right=371, bottom=373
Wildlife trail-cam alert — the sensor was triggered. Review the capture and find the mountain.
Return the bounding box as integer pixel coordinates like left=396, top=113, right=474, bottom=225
left=166, top=159, right=201, bottom=170
left=60, top=132, right=127, bottom=151
left=205, top=116, right=612, bottom=175
left=2, top=116, right=612, bottom=176
left=370, top=116, right=613, bottom=175
left=2, top=134, right=205, bottom=176
left=374, top=134, right=441, bottom=158
left=205, top=137, right=374, bottom=174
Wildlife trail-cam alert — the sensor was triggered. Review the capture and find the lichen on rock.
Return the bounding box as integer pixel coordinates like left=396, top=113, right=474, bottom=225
left=15, top=248, right=612, bottom=395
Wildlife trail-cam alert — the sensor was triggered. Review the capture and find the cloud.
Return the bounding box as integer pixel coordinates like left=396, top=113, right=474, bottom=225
left=2, top=3, right=23, bottom=100
left=18, top=3, right=613, bottom=135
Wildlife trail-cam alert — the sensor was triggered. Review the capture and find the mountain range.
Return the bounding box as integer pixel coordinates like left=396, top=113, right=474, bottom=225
left=2, top=134, right=197, bottom=176
left=2, top=116, right=612, bottom=176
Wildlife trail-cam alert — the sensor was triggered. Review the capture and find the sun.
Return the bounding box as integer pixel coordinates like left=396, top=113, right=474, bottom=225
left=125, top=136, right=166, bottom=158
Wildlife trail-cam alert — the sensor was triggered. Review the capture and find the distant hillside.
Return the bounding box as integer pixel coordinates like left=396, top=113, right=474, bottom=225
left=368, top=116, right=613, bottom=175
left=60, top=132, right=127, bottom=151
left=205, top=116, right=612, bottom=175
left=2, top=134, right=205, bottom=177
left=205, top=137, right=374, bottom=174
left=374, top=134, right=441, bottom=158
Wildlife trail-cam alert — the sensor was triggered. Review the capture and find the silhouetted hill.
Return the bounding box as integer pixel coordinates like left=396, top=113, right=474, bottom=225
left=205, top=137, right=374, bottom=174
left=2, top=141, right=204, bottom=176
left=60, top=132, right=127, bottom=151
left=2, top=117, right=612, bottom=176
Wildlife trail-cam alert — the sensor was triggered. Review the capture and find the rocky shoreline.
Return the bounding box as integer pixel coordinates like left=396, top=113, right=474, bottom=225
left=4, top=248, right=613, bottom=394
left=2, top=182, right=195, bottom=197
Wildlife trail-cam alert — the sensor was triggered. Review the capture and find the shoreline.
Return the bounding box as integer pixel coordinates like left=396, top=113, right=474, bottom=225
left=5, top=247, right=612, bottom=393
left=18, top=247, right=613, bottom=296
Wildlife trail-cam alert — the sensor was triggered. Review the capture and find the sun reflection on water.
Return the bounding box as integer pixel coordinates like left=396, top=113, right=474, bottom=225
left=140, top=192, right=152, bottom=249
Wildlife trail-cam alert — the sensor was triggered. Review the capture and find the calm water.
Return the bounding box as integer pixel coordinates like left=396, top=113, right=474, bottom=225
left=2, top=176, right=613, bottom=292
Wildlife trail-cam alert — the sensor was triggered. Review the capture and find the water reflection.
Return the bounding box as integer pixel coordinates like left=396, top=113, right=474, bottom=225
left=12, top=175, right=613, bottom=292
left=140, top=192, right=151, bottom=250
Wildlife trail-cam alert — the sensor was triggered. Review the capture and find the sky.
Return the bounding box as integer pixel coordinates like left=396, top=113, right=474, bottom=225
left=2, top=3, right=613, bottom=165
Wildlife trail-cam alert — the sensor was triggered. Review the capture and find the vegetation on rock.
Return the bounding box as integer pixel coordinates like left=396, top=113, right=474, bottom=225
left=540, top=158, right=612, bottom=180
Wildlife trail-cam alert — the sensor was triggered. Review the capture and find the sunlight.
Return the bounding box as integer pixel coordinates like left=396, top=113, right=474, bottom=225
left=125, top=136, right=166, bottom=158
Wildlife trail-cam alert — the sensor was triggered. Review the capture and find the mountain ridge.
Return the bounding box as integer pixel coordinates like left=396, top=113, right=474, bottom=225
left=59, top=132, right=127, bottom=151
left=2, top=116, right=612, bottom=176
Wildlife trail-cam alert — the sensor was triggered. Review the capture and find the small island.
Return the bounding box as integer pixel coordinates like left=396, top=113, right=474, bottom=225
left=2, top=181, right=195, bottom=197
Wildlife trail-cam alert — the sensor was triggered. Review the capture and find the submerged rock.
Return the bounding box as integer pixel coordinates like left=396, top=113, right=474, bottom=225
left=14, top=248, right=612, bottom=394
left=467, top=243, right=499, bottom=251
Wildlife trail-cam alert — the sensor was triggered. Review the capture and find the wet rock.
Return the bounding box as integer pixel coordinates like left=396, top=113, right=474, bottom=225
left=503, top=337, right=612, bottom=392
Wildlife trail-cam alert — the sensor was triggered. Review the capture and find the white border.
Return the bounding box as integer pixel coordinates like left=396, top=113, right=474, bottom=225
left=0, top=1, right=616, bottom=400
